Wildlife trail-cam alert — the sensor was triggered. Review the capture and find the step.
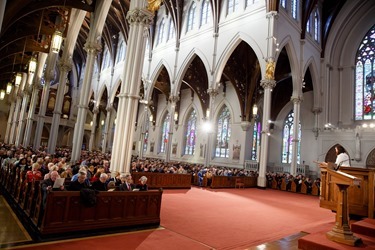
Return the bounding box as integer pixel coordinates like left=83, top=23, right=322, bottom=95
left=351, top=218, right=375, bottom=238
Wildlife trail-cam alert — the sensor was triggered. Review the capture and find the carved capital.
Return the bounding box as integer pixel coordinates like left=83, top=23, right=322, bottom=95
left=207, top=88, right=219, bottom=97
left=169, top=95, right=179, bottom=104
left=260, top=79, right=276, bottom=89
left=84, top=42, right=102, bottom=55
left=312, top=107, right=322, bottom=114
left=126, top=9, right=153, bottom=26
left=93, top=106, right=99, bottom=114
left=106, top=103, right=114, bottom=112
left=58, top=60, right=72, bottom=72
left=291, top=96, right=303, bottom=104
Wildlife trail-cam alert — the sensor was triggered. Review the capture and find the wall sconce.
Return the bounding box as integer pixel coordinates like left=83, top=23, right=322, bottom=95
left=90, top=121, right=93, bottom=127
left=28, top=57, right=37, bottom=74
left=0, top=90, right=5, bottom=100
left=149, top=114, right=155, bottom=131
left=6, top=82, right=12, bottom=94
left=174, top=111, right=178, bottom=130
left=101, top=120, right=104, bottom=126
left=51, top=30, right=63, bottom=53
left=15, top=73, right=22, bottom=86
left=114, top=119, right=116, bottom=125
left=252, top=104, right=258, bottom=117
left=206, top=108, right=210, bottom=119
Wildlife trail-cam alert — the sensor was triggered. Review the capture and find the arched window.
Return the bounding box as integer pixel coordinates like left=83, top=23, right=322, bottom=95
left=143, top=119, right=149, bottom=152
left=116, top=41, right=125, bottom=63
left=215, top=105, right=231, bottom=158
left=251, top=121, right=261, bottom=161
left=314, top=10, right=320, bottom=42
left=168, top=19, right=175, bottom=41
left=157, top=19, right=165, bottom=45
left=184, top=109, right=197, bottom=155
left=187, top=2, right=196, bottom=32
left=291, top=0, right=298, bottom=19
left=201, top=0, right=211, bottom=27
left=306, top=18, right=310, bottom=34
left=227, top=0, right=239, bottom=15
left=280, top=0, right=286, bottom=9
left=160, top=113, right=170, bottom=153
left=102, top=49, right=108, bottom=70
left=355, top=25, right=375, bottom=120
left=282, top=111, right=301, bottom=164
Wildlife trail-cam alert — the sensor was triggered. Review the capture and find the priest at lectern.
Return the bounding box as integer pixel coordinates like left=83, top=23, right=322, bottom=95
left=318, top=145, right=351, bottom=170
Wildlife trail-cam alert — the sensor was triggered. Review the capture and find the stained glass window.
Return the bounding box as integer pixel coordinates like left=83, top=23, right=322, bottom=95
left=355, top=25, right=375, bottom=120
left=227, top=0, right=239, bottom=15
left=251, top=121, right=261, bottom=161
left=306, top=18, right=310, bottom=34
left=314, top=10, right=319, bottom=41
left=157, top=19, right=165, bottom=45
left=282, top=111, right=301, bottom=164
left=187, top=2, right=196, bottom=32
left=281, top=0, right=286, bottom=9
left=143, top=119, right=149, bottom=152
left=215, top=105, right=231, bottom=158
left=168, top=19, right=175, bottom=41
left=160, top=113, right=170, bottom=153
left=291, top=0, right=297, bottom=19
left=184, top=109, right=197, bottom=155
left=201, top=0, right=211, bottom=27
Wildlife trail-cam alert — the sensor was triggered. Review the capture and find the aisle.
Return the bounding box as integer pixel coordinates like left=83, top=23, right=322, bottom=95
left=0, top=196, right=32, bottom=248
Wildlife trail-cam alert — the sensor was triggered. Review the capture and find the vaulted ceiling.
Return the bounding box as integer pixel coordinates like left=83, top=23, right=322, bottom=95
left=0, top=0, right=347, bottom=93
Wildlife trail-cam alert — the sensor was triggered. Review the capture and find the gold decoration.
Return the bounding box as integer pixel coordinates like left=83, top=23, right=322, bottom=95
left=265, top=59, right=275, bottom=80
left=147, top=0, right=162, bottom=13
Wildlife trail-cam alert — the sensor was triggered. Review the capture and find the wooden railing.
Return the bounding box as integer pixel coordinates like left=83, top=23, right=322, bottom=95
left=131, top=172, right=191, bottom=189
left=210, top=176, right=257, bottom=188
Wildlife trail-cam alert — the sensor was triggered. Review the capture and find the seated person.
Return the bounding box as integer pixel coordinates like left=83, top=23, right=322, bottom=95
left=107, top=181, right=116, bottom=191
left=92, top=173, right=108, bottom=191
left=68, top=171, right=90, bottom=191
left=119, top=174, right=134, bottom=191
left=135, top=176, right=148, bottom=191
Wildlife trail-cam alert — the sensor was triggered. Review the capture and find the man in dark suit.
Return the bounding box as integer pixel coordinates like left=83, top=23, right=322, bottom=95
left=92, top=173, right=108, bottom=191
left=68, top=171, right=90, bottom=191
left=119, top=174, right=134, bottom=191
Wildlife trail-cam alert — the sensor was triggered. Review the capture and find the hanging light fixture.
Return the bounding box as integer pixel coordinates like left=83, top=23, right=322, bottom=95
left=15, top=73, right=22, bottom=86
left=0, top=90, right=5, bottom=100
left=51, top=30, right=63, bottom=53
left=252, top=104, right=258, bottom=117
left=6, top=82, right=12, bottom=94
left=28, top=56, right=37, bottom=74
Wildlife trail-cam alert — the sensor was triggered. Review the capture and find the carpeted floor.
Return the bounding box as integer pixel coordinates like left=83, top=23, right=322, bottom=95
left=8, top=187, right=335, bottom=250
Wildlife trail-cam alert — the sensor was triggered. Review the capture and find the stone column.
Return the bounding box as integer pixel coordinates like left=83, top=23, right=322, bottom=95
left=165, top=95, right=179, bottom=162
left=48, top=60, right=72, bottom=154
left=312, top=107, right=321, bottom=139
left=24, top=52, right=48, bottom=146
left=290, top=96, right=302, bottom=176
left=9, top=92, right=22, bottom=144
left=14, top=86, right=30, bottom=147
left=70, top=42, right=100, bottom=162
left=258, top=78, right=276, bottom=187
left=205, top=88, right=218, bottom=167
left=110, top=0, right=153, bottom=174
left=139, top=102, right=149, bottom=159
left=33, top=52, right=59, bottom=150
left=15, top=75, right=29, bottom=147
left=102, top=104, right=113, bottom=153
left=89, top=107, right=99, bottom=151
left=4, top=101, right=15, bottom=144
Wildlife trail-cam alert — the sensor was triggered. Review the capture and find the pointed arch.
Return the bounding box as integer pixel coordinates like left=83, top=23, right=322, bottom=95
left=109, top=77, right=122, bottom=104
left=214, top=32, right=264, bottom=89
left=147, top=60, right=173, bottom=100
left=174, top=49, right=211, bottom=96
left=304, top=57, right=320, bottom=109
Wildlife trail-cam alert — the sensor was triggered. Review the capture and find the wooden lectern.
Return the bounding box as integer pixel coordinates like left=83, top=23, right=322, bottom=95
left=320, top=163, right=362, bottom=246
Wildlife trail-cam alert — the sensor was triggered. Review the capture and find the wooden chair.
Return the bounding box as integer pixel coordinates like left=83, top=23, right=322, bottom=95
left=235, top=178, right=245, bottom=189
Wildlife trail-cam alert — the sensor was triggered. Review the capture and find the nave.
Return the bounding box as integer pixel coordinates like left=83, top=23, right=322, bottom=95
left=1, top=187, right=338, bottom=250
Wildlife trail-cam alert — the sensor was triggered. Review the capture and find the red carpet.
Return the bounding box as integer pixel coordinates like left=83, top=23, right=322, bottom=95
left=12, top=187, right=336, bottom=250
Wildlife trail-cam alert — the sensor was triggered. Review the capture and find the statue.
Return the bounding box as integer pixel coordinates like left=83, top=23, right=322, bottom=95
left=265, top=59, right=275, bottom=80
left=147, top=0, right=162, bottom=13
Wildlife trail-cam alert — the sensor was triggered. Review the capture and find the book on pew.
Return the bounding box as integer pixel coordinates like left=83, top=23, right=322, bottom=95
left=53, top=178, right=65, bottom=189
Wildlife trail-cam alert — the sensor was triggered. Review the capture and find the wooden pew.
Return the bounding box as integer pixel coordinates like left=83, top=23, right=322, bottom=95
left=37, top=190, right=163, bottom=235
left=131, top=172, right=191, bottom=189
left=210, top=176, right=257, bottom=188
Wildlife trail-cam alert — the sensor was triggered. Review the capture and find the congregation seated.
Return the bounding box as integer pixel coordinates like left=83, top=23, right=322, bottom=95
left=135, top=176, right=148, bottom=191
left=68, top=171, right=90, bottom=191
left=119, top=174, right=135, bottom=191
left=92, top=173, right=108, bottom=191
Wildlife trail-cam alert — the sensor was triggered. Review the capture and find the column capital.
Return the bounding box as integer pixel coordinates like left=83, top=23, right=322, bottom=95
left=207, top=88, right=219, bottom=97
left=169, top=95, right=180, bottom=104
left=106, top=103, right=114, bottom=112
left=260, top=79, right=276, bottom=89
left=291, top=96, right=303, bottom=104
left=84, top=42, right=102, bottom=55
left=312, top=107, right=322, bottom=114
left=58, top=59, right=72, bottom=72
left=93, top=106, right=100, bottom=114
left=266, top=11, right=278, bottom=19
left=126, top=8, right=153, bottom=26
